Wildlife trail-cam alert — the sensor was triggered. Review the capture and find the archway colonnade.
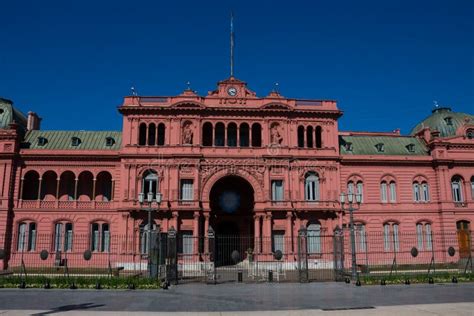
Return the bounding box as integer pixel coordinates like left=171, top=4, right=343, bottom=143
left=20, top=170, right=114, bottom=201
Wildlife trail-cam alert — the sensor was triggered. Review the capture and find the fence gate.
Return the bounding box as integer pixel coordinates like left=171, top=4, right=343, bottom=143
left=333, top=228, right=345, bottom=281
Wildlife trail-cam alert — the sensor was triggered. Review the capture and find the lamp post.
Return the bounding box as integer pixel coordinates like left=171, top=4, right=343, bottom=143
left=339, top=191, right=362, bottom=282
left=138, top=191, right=162, bottom=278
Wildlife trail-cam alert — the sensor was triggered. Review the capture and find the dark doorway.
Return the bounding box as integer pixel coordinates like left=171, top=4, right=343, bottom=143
left=210, top=176, right=255, bottom=266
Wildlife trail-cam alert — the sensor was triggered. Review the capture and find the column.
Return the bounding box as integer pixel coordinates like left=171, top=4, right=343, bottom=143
left=37, top=177, right=42, bottom=208
left=263, top=212, right=272, bottom=254
left=74, top=178, right=78, bottom=208
left=92, top=178, right=97, bottom=208
left=193, top=211, right=200, bottom=255
left=171, top=211, right=179, bottom=231
left=286, top=211, right=293, bottom=254
left=254, top=214, right=261, bottom=253
left=236, top=125, right=240, bottom=147
left=204, top=212, right=210, bottom=253
left=293, top=214, right=301, bottom=254
left=55, top=177, right=60, bottom=208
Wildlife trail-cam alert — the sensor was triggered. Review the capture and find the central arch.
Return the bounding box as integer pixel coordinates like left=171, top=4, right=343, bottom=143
left=209, top=175, right=255, bottom=266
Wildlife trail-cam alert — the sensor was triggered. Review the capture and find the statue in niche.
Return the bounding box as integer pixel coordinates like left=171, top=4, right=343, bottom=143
left=182, top=122, right=194, bottom=145
left=270, top=123, right=283, bottom=145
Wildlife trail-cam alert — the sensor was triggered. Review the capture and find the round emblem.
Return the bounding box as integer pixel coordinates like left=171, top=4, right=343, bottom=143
left=227, top=87, right=237, bottom=96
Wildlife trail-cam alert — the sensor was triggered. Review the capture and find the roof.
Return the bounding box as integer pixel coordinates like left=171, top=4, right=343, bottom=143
left=0, top=98, right=27, bottom=131
left=410, top=107, right=474, bottom=138
left=339, top=135, right=429, bottom=156
left=22, top=130, right=122, bottom=150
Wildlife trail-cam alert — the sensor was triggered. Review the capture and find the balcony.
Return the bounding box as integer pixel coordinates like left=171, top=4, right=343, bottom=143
left=292, top=200, right=339, bottom=211
left=16, top=199, right=113, bottom=210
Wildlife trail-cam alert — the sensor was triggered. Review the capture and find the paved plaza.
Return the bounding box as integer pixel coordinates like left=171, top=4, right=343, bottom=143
left=0, top=282, right=473, bottom=314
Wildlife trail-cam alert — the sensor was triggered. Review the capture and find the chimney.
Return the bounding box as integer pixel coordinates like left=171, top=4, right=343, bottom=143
left=27, top=111, right=41, bottom=131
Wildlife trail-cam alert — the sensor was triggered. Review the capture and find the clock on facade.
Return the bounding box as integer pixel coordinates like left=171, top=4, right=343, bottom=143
left=227, top=87, right=237, bottom=96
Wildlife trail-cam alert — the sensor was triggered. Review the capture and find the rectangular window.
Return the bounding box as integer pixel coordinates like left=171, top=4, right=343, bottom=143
left=383, top=224, right=391, bottom=251
left=272, top=231, right=285, bottom=253
left=452, top=182, right=463, bottom=202
left=389, top=183, right=397, bottom=203
left=413, top=183, right=420, bottom=202
left=271, top=180, right=284, bottom=201
left=425, top=224, right=432, bottom=250
left=417, top=223, right=424, bottom=249
left=91, top=223, right=100, bottom=251
left=355, top=224, right=366, bottom=252
left=65, top=223, right=73, bottom=251
left=179, top=231, right=194, bottom=254
left=381, top=183, right=388, bottom=203
left=17, top=223, right=27, bottom=251
left=393, top=224, right=399, bottom=251
left=28, top=223, right=36, bottom=251
left=307, top=224, right=321, bottom=254
left=102, top=224, right=110, bottom=252
left=54, top=223, right=63, bottom=252
left=180, top=179, right=194, bottom=201
left=422, top=184, right=430, bottom=202
left=357, top=182, right=364, bottom=202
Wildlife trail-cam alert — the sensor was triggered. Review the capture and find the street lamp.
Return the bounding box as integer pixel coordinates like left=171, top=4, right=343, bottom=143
left=339, top=191, right=362, bottom=282
left=138, top=191, right=162, bottom=278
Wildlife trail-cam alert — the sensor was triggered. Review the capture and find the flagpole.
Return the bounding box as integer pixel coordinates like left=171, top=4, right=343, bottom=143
left=230, top=12, right=234, bottom=78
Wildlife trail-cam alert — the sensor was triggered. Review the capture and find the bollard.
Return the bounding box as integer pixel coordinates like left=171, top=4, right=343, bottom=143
left=238, top=270, right=243, bottom=283
left=268, top=270, right=273, bottom=282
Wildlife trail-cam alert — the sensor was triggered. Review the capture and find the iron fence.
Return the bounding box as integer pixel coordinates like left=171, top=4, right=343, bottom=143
left=0, top=229, right=472, bottom=285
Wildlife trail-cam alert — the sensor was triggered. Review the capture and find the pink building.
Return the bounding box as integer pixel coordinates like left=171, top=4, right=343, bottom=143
left=0, top=76, right=473, bottom=271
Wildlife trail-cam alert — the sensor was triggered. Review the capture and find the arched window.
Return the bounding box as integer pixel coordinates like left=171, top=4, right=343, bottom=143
left=40, top=171, right=58, bottom=201
left=251, top=123, right=262, bottom=147
left=91, top=222, right=110, bottom=252
left=22, top=170, right=40, bottom=200
left=142, top=170, right=158, bottom=198
left=380, top=181, right=388, bottom=203
left=77, top=171, right=93, bottom=201
left=138, top=123, right=147, bottom=146
left=467, top=129, right=474, bottom=139
left=307, top=222, right=321, bottom=254
left=297, top=125, right=305, bottom=148
left=215, top=122, right=225, bottom=146
left=306, top=126, right=314, bottom=148
left=421, top=182, right=430, bottom=202
left=54, top=222, right=73, bottom=252
left=157, top=123, right=165, bottom=146
left=59, top=171, right=75, bottom=201
left=147, top=123, right=156, bottom=146
left=202, top=122, right=213, bottom=146
left=356, top=181, right=364, bottom=202
left=451, top=176, right=463, bottom=202
left=416, top=222, right=432, bottom=251
left=239, top=123, right=249, bottom=147
left=389, top=181, right=397, bottom=203
left=383, top=222, right=399, bottom=252
left=315, top=126, right=322, bottom=149
left=227, top=123, right=237, bottom=147
left=413, top=182, right=420, bottom=202
left=95, top=171, right=113, bottom=201
left=17, top=222, right=36, bottom=251
left=305, top=172, right=320, bottom=201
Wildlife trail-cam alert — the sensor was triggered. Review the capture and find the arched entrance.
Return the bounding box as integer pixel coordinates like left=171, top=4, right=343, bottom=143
left=209, top=175, right=255, bottom=266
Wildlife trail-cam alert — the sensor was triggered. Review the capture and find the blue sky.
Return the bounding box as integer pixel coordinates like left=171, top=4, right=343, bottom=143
left=1, top=0, right=472, bottom=133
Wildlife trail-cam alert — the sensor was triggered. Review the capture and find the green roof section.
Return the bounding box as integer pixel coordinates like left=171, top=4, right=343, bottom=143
left=22, top=130, right=122, bottom=150
left=339, top=135, right=429, bottom=156
left=410, top=107, right=474, bottom=138
left=0, top=98, right=27, bottom=131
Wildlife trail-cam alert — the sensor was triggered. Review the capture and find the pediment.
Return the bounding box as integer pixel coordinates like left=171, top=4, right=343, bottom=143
left=170, top=101, right=206, bottom=109
left=261, top=102, right=292, bottom=110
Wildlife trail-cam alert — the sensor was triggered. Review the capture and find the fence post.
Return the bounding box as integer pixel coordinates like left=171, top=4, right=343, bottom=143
left=166, top=226, right=178, bottom=285
left=333, top=226, right=344, bottom=281
left=149, top=225, right=160, bottom=279
left=207, top=227, right=216, bottom=284
left=297, top=226, right=309, bottom=283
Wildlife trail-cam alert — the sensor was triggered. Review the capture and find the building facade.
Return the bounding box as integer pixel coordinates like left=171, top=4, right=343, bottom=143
left=0, top=76, right=473, bottom=269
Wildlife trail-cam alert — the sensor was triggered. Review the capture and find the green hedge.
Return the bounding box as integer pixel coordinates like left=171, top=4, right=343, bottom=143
left=361, top=272, right=474, bottom=285
left=0, top=275, right=162, bottom=289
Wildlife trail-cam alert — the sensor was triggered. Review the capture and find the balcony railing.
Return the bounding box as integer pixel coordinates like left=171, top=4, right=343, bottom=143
left=17, top=199, right=113, bottom=210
